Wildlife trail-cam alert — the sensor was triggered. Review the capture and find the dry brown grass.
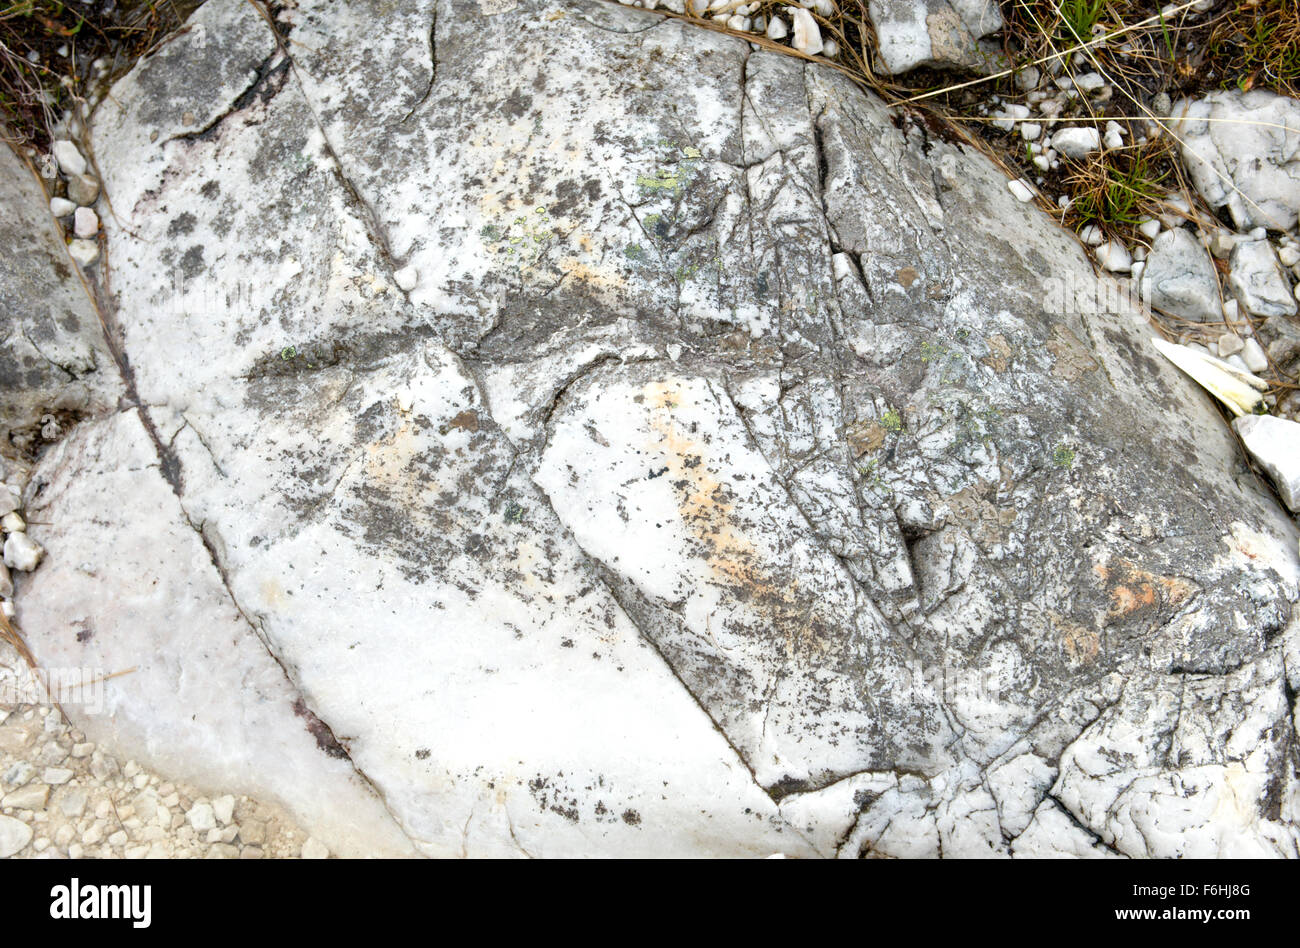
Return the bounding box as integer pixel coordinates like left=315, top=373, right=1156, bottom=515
left=0, top=0, right=200, bottom=150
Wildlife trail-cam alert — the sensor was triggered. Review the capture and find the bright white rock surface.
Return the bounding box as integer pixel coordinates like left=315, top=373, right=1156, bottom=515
left=1235, top=415, right=1300, bottom=512
left=5, top=0, right=1300, bottom=858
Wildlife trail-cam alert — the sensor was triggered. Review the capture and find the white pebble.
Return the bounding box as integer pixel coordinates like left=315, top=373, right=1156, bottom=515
left=1137, top=218, right=1161, bottom=240
left=1241, top=337, right=1269, bottom=374
left=765, top=14, right=788, bottom=40
left=49, top=197, right=76, bottom=217
left=52, top=140, right=86, bottom=176
left=187, top=802, right=216, bottom=832
left=1051, top=127, right=1101, bottom=159
left=212, top=795, right=235, bottom=825
left=73, top=207, right=98, bottom=239
left=67, top=239, right=98, bottom=267
left=1218, top=333, right=1244, bottom=357
left=1007, top=179, right=1035, bottom=202
left=3, top=533, right=43, bottom=572
left=1279, top=245, right=1300, bottom=267
left=1020, top=123, right=1041, bottom=141
left=1095, top=240, right=1132, bottom=272
left=992, top=103, right=1030, bottom=132
left=2, top=512, right=24, bottom=533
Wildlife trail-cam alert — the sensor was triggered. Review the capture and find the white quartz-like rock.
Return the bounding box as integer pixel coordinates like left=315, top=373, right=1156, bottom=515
left=3, top=531, right=43, bottom=571
left=1051, top=126, right=1101, bottom=159
left=1235, top=415, right=1300, bottom=511
left=789, top=7, right=823, bottom=55
left=1171, top=90, right=1300, bottom=231
left=52, top=140, right=86, bottom=176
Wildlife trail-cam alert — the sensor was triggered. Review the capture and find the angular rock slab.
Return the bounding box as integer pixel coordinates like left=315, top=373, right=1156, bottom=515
left=867, top=0, right=1004, bottom=75
left=18, top=410, right=420, bottom=857
left=14, top=0, right=1300, bottom=856
left=1172, top=89, right=1300, bottom=232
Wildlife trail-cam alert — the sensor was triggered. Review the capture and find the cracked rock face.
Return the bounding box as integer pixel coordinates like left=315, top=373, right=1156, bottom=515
left=8, top=0, right=1300, bottom=857
left=1172, top=89, right=1300, bottom=233
left=0, top=145, right=120, bottom=456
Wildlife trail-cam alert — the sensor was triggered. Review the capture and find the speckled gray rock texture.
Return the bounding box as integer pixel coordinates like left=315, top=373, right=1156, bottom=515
left=0, top=145, right=121, bottom=455
left=7, top=0, right=1300, bottom=857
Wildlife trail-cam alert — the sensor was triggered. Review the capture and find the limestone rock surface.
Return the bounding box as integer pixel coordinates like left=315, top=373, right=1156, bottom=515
left=5, top=0, right=1299, bottom=857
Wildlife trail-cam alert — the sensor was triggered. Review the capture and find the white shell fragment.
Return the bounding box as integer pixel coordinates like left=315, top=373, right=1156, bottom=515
left=1151, top=336, right=1267, bottom=417
left=789, top=7, right=823, bottom=56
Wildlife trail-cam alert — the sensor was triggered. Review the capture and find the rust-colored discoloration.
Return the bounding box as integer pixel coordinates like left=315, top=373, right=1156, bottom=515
left=895, top=266, right=920, bottom=288
left=644, top=378, right=829, bottom=659
left=1049, top=609, right=1101, bottom=665
left=448, top=409, right=479, bottom=432
left=981, top=333, right=1012, bottom=374
left=1093, top=557, right=1196, bottom=624
left=1045, top=325, right=1098, bottom=382
left=846, top=419, right=887, bottom=457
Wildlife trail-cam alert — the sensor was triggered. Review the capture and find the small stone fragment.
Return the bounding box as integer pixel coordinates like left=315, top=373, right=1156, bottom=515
left=1234, top=415, right=1300, bottom=511
left=187, top=801, right=217, bottom=832
left=66, top=173, right=100, bottom=206
left=790, top=7, right=823, bottom=55
left=1051, top=127, right=1101, bottom=159
left=2, top=782, right=50, bottom=809
left=1095, top=240, right=1132, bottom=273
left=52, top=140, right=86, bottom=176
left=0, top=814, right=33, bottom=857
left=73, top=206, right=99, bottom=239
left=3, top=532, right=43, bottom=571
left=212, top=794, right=235, bottom=825
left=67, top=239, right=99, bottom=267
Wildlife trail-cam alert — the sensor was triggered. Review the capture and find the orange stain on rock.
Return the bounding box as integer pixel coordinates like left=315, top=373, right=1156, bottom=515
left=643, top=378, right=827, bottom=657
